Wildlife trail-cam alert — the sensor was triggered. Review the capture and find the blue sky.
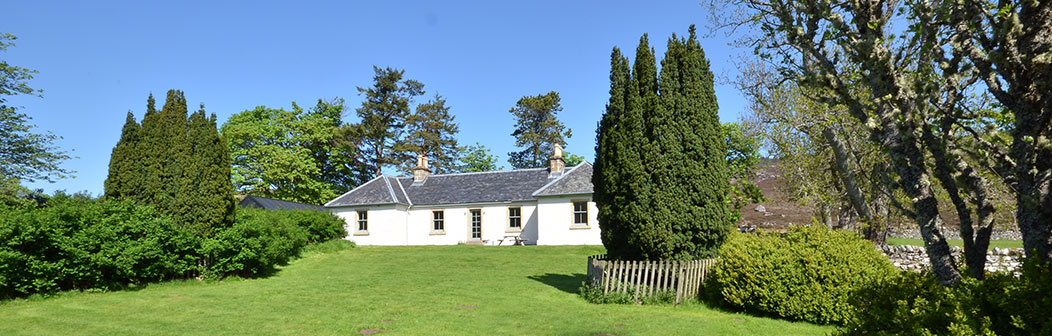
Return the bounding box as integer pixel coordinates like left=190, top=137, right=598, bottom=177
left=3, top=1, right=749, bottom=195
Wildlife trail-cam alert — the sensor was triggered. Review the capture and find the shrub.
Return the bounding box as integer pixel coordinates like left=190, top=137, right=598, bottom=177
left=838, top=262, right=1052, bottom=335
left=706, top=226, right=897, bottom=325
left=201, top=208, right=308, bottom=278
left=283, top=210, right=346, bottom=243
left=0, top=197, right=198, bottom=299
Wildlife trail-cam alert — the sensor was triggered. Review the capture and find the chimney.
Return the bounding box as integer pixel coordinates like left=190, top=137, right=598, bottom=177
left=549, top=144, right=565, bottom=178
left=413, top=154, right=431, bottom=184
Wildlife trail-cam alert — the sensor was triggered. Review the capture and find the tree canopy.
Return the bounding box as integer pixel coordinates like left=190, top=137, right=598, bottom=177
left=507, top=91, right=572, bottom=169
left=221, top=100, right=363, bottom=205
left=595, top=27, right=733, bottom=261
left=0, top=33, right=72, bottom=205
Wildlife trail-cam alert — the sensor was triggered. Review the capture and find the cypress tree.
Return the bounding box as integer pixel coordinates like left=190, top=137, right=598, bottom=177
left=597, top=27, right=733, bottom=260
left=104, top=111, right=142, bottom=199
left=179, top=106, right=234, bottom=236
left=595, top=47, right=631, bottom=258
left=138, top=93, right=163, bottom=205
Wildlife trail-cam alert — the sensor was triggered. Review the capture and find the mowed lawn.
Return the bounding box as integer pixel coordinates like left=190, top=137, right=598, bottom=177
left=887, top=237, right=1023, bottom=249
left=0, top=245, right=829, bottom=335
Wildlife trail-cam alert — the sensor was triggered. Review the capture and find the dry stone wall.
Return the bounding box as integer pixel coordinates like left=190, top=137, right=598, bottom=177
left=880, top=245, right=1023, bottom=273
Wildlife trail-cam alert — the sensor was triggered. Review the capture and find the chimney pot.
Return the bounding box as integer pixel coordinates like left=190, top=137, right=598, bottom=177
left=413, top=154, right=431, bottom=183
left=549, top=144, right=565, bottom=177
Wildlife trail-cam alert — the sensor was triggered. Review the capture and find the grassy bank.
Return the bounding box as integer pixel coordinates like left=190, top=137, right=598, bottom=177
left=887, top=237, right=1023, bottom=249
left=0, top=245, right=829, bottom=335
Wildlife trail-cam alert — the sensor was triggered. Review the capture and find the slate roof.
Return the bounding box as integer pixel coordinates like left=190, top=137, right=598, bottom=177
left=533, top=162, right=593, bottom=196
left=239, top=195, right=325, bottom=211
left=325, top=163, right=594, bottom=207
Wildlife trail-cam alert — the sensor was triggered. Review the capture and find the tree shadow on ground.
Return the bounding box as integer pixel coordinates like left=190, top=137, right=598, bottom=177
left=528, top=273, right=588, bottom=294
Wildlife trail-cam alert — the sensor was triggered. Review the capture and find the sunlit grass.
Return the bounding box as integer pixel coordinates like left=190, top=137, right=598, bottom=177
left=887, top=237, right=1023, bottom=249
left=0, top=245, right=830, bottom=335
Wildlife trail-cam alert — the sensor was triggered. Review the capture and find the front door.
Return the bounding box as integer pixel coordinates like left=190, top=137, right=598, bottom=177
left=469, top=209, right=482, bottom=241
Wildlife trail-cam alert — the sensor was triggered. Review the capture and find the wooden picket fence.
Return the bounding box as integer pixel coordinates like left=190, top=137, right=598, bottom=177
left=586, top=254, right=717, bottom=305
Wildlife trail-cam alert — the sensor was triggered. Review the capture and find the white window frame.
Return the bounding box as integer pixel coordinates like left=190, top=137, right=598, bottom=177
left=356, top=210, right=368, bottom=233
left=572, top=201, right=588, bottom=226
left=507, top=206, right=522, bottom=232
left=432, top=210, right=445, bottom=233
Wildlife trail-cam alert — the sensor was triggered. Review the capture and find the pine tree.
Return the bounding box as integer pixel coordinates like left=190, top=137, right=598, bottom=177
left=393, top=94, right=460, bottom=174
left=507, top=91, right=573, bottom=168
left=104, top=111, right=141, bottom=199
left=356, top=66, right=425, bottom=177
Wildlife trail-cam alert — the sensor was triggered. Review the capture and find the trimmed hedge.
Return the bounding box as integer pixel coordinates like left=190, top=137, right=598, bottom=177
left=705, top=226, right=897, bottom=325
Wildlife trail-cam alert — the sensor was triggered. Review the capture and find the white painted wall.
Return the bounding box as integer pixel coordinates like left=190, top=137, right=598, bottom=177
left=534, top=195, right=602, bottom=245
left=404, top=202, right=538, bottom=245
left=329, top=197, right=601, bottom=246
left=330, top=204, right=408, bottom=246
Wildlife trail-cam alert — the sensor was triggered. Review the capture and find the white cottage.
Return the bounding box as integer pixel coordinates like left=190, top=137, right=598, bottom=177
left=325, top=146, right=600, bottom=246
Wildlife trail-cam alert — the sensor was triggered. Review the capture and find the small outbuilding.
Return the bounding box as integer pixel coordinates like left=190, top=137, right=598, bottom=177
left=238, top=195, right=326, bottom=212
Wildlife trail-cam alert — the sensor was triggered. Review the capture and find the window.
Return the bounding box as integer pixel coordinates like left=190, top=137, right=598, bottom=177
left=432, top=210, right=444, bottom=232
left=508, top=207, right=522, bottom=230
left=573, top=201, right=588, bottom=226
left=356, top=210, right=368, bottom=232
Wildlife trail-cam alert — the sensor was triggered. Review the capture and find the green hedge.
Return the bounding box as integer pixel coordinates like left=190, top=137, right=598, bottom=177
left=0, top=197, right=199, bottom=299
left=706, top=226, right=896, bottom=325
left=838, top=263, right=1052, bottom=335
left=202, top=208, right=308, bottom=278
left=0, top=197, right=351, bottom=299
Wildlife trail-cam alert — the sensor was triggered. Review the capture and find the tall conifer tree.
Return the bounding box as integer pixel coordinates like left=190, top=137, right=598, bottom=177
left=393, top=94, right=460, bottom=174
left=179, top=106, right=234, bottom=236
left=507, top=91, right=573, bottom=168
left=595, top=27, right=732, bottom=260
left=104, top=111, right=142, bottom=199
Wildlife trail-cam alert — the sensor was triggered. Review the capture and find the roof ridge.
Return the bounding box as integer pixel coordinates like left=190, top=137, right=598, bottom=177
left=324, top=175, right=384, bottom=207
left=394, top=167, right=548, bottom=180
left=395, top=176, right=412, bottom=205
left=531, top=164, right=582, bottom=196
left=381, top=175, right=399, bottom=204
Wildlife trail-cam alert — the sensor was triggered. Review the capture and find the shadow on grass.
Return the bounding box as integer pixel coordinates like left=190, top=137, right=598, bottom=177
left=528, top=273, right=588, bottom=294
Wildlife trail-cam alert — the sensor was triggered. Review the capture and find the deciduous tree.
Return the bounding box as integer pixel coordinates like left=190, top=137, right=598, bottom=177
left=0, top=33, right=72, bottom=205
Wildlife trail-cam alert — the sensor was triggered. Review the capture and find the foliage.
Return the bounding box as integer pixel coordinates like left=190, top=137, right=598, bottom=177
left=281, top=209, right=347, bottom=244
left=838, top=263, right=1052, bottom=335
left=578, top=282, right=674, bottom=305
left=723, top=122, right=765, bottom=221
left=0, top=196, right=199, bottom=299
left=105, top=91, right=234, bottom=237
left=456, top=142, right=501, bottom=172
left=706, top=227, right=897, bottom=325
left=355, top=66, right=425, bottom=177
left=393, top=94, right=460, bottom=174
left=221, top=99, right=361, bottom=205
left=201, top=208, right=309, bottom=279
left=563, top=151, right=585, bottom=167
left=507, top=91, right=572, bottom=168
left=0, top=33, right=72, bottom=205
left=709, top=0, right=1051, bottom=284
left=595, top=27, right=733, bottom=261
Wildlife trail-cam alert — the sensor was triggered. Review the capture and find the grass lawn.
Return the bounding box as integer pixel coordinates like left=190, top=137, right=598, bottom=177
left=887, top=237, right=1023, bottom=249
left=0, top=245, right=829, bottom=335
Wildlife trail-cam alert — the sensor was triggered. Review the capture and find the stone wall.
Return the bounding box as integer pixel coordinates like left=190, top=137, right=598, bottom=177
left=888, top=227, right=1022, bottom=241
left=880, top=245, right=1023, bottom=273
